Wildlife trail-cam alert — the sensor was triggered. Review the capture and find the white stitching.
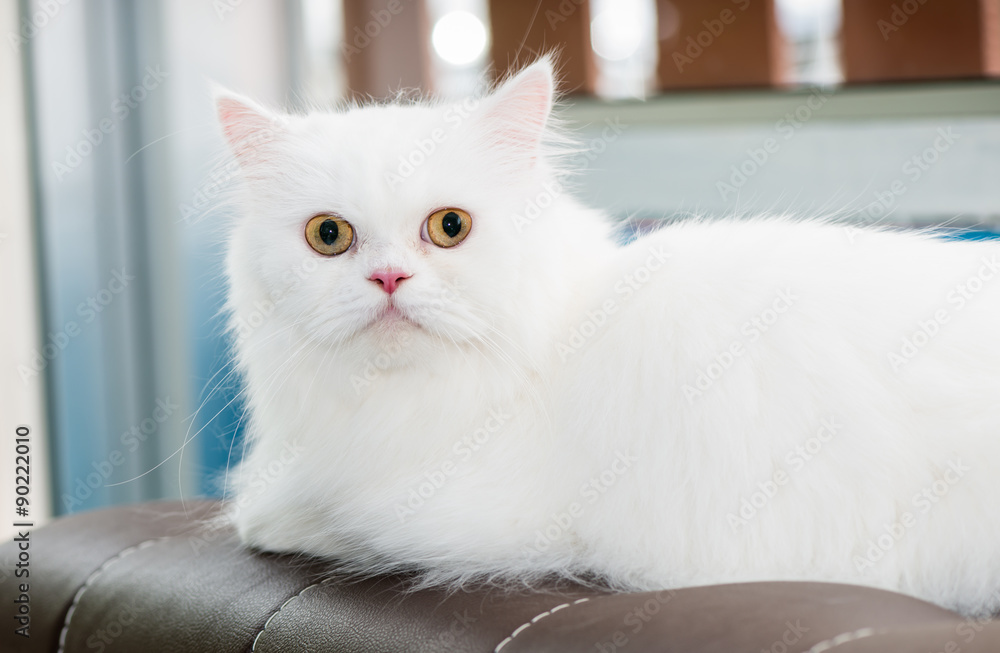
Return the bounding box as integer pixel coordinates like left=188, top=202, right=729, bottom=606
left=57, top=536, right=174, bottom=653
left=806, top=627, right=886, bottom=652
left=494, top=597, right=591, bottom=653
left=251, top=578, right=334, bottom=651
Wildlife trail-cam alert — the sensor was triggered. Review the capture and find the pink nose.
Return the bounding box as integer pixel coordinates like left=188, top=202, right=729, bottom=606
left=368, top=269, right=411, bottom=295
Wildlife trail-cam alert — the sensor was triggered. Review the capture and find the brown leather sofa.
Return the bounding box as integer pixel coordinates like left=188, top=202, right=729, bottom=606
left=2, top=500, right=998, bottom=652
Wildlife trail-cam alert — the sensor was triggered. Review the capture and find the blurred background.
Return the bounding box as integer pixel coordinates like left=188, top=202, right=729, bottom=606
left=2, top=0, right=998, bottom=539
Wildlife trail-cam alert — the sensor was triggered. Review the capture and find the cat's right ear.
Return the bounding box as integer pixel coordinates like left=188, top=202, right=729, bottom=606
left=476, top=57, right=556, bottom=159
left=213, top=87, right=287, bottom=165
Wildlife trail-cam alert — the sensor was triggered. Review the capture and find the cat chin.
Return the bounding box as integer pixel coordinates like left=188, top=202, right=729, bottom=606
left=349, top=304, right=483, bottom=355
left=339, top=321, right=440, bottom=368
left=366, top=304, right=419, bottom=333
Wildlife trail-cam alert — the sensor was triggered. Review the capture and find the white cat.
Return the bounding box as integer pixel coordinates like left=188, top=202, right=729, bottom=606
left=216, top=58, right=1000, bottom=616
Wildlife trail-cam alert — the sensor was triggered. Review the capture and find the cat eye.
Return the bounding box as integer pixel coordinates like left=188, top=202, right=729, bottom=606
left=423, top=208, right=472, bottom=248
left=305, top=214, right=354, bottom=256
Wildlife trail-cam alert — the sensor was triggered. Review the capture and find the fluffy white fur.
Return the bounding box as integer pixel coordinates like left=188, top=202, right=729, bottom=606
left=217, top=59, right=1000, bottom=616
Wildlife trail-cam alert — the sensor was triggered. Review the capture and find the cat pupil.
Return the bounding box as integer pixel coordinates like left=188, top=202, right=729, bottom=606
left=442, top=212, right=462, bottom=238
left=319, top=219, right=338, bottom=245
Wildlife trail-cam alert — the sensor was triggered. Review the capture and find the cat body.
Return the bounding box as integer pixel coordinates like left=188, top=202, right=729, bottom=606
left=218, top=60, right=1000, bottom=616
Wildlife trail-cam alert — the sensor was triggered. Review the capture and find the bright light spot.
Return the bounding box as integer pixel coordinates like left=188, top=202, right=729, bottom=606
left=432, top=11, right=487, bottom=66
left=776, top=0, right=841, bottom=38
left=590, top=9, right=642, bottom=62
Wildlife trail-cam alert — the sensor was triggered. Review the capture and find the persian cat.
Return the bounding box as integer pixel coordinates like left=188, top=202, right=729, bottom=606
left=216, top=58, right=1000, bottom=616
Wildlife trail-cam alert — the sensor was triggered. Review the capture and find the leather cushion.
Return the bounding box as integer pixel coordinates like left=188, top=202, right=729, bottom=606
left=2, top=500, right=996, bottom=652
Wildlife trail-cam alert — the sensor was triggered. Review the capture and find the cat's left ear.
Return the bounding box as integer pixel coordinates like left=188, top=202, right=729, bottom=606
left=213, top=87, right=288, bottom=165
left=477, top=57, right=556, bottom=159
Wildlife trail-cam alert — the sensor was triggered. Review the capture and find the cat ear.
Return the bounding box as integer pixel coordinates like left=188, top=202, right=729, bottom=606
left=478, top=57, right=556, bottom=157
left=213, top=87, right=287, bottom=164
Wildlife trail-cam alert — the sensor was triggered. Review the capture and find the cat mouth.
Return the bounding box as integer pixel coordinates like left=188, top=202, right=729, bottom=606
left=375, top=302, right=418, bottom=327
left=383, top=304, right=406, bottom=320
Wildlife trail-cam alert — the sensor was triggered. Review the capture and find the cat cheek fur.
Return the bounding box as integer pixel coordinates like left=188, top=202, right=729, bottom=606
left=215, top=58, right=1000, bottom=618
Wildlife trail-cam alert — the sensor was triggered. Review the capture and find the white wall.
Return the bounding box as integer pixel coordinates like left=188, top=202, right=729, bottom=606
left=0, top=1, right=53, bottom=542
left=565, top=87, right=1000, bottom=229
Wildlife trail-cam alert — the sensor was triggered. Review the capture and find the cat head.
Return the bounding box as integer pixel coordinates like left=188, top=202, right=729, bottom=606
left=216, top=58, right=583, bottom=372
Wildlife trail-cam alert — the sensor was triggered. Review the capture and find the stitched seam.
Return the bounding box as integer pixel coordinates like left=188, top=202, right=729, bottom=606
left=251, top=578, right=335, bottom=651
left=494, top=597, right=591, bottom=653
left=806, top=626, right=887, bottom=652
left=57, top=536, right=175, bottom=653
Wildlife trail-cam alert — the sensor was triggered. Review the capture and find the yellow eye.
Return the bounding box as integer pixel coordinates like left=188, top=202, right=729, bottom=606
left=305, top=214, right=354, bottom=256
left=424, top=208, right=472, bottom=248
